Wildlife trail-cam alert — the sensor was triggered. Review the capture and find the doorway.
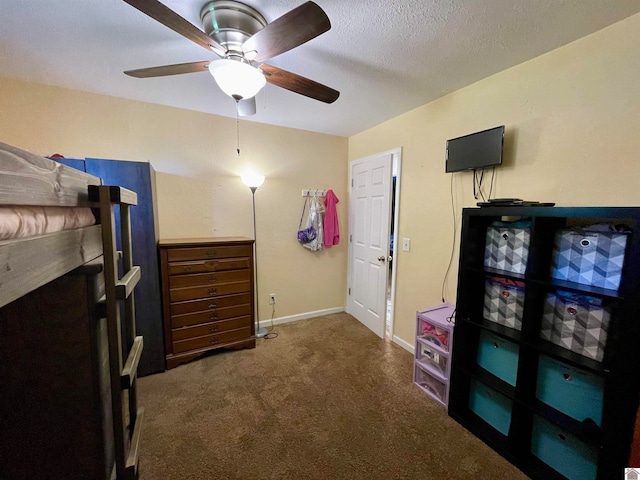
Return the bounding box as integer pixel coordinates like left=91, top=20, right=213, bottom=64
left=347, top=148, right=401, bottom=340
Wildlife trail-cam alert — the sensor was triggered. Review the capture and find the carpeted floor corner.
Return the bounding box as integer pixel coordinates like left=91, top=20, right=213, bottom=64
left=138, top=313, right=529, bottom=479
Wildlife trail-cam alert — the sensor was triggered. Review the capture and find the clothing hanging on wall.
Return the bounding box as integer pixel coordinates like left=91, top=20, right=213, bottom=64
left=324, top=189, right=340, bottom=248
left=303, top=195, right=324, bottom=251
left=297, top=197, right=317, bottom=244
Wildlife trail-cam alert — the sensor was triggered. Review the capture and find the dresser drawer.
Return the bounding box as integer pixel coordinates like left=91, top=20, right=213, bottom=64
left=172, top=327, right=252, bottom=354
left=171, top=304, right=252, bottom=329
left=169, top=281, right=251, bottom=302
left=169, top=293, right=252, bottom=316
left=166, top=245, right=252, bottom=262
left=172, top=316, right=252, bottom=341
left=167, top=257, right=250, bottom=276
left=169, top=269, right=249, bottom=289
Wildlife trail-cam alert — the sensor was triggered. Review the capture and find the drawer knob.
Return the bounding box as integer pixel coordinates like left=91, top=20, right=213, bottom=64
left=183, top=266, right=193, bottom=272
left=209, top=313, right=218, bottom=321
left=210, top=336, right=219, bottom=345
left=493, top=342, right=499, bottom=349
left=206, top=249, right=217, bottom=257
left=208, top=302, right=217, bottom=309
left=207, top=287, right=217, bottom=296
left=207, top=275, right=217, bottom=283
left=563, top=373, right=572, bottom=381
left=209, top=324, right=219, bottom=332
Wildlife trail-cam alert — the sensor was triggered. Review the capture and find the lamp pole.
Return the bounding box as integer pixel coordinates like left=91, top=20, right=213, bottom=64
left=242, top=171, right=266, bottom=339
left=250, top=185, right=267, bottom=339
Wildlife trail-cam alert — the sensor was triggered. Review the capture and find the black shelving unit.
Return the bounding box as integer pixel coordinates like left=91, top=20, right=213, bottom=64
left=448, top=206, right=640, bottom=480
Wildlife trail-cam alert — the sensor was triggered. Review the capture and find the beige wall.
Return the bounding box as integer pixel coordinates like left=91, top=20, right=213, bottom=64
left=349, top=13, right=640, bottom=345
left=0, top=78, right=348, bottom=321
left=1, top=12, right=639, bottom=346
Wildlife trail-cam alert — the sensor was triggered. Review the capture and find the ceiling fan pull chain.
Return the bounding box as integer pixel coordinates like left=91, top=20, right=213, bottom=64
left=235, top=100, right=240, bottom=156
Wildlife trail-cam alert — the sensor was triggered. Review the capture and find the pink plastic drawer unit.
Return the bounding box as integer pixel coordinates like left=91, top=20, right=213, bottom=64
left=416, top=305, right=455, bottom=353
left=413, top=304, right=455, bottom=407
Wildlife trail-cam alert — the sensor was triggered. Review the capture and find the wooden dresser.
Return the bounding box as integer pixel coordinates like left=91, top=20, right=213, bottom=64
left=159, top=237, right=256, bottom=369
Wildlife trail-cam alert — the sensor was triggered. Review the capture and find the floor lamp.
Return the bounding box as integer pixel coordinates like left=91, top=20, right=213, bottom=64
left=241, top=172, right=267, bottom=339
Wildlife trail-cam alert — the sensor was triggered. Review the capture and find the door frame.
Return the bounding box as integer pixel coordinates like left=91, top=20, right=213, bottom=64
left=347, top=147, right=402, bottom=339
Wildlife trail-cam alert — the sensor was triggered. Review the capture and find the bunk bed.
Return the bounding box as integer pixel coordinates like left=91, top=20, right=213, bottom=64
left=0, top=141, right=144, bottom=480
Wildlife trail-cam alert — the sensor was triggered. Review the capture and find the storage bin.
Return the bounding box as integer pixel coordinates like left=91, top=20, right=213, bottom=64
left=468, top=379, right=512, bottom=436
left=476, top=330, right=520, bottom=386
left=417, top=308, right=453, bottom=352
left=484, top=220, right=531, bottom=274
left=551, top=225, right=629, bottom=290
left=536, top=355, right=604, bottom=426
left=416, top=341, right=448, bottom=378
left=531, top=415, right=599, bottom=480
left=540, top=291, right=611, bottom=362
left=483, top=277, right=525, bottom=331
left=413, top=363, right=447, bottom=404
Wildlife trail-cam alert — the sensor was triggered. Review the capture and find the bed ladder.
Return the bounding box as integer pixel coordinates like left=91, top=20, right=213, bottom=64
left=91, top=185, right=145, bottom=480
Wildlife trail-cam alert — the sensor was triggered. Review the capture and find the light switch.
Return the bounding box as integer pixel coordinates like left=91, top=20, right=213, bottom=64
left=402, top=238, right=411, bottom=252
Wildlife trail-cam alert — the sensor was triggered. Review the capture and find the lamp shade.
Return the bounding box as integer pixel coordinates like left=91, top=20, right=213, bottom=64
left=208, top=59, right=266, bottom=100
left=241, top=171, right=265, bottom=189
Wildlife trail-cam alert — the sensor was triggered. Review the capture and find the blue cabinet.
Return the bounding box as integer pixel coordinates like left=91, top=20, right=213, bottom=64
left=55, top=157, right=164, bottom=375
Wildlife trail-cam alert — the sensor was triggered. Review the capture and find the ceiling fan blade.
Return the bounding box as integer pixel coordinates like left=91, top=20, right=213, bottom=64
left=123, top=0, right=225, bottom=55
left=237, top=97, right=257, bottom=117
left=124, top=61, right=210, bottom=78
left=243, top=1, right=330, bottom=63
left=259, top=64, right=339, bottom=104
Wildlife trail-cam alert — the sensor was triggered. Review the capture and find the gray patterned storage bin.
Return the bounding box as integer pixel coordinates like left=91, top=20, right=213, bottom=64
left=550, top=225, right=629, bottom=290
left=483, top=277, right=525, bottom=331
left=484, top=220, right=531, bottom=274
left=540, top=291, right=610, bottom=362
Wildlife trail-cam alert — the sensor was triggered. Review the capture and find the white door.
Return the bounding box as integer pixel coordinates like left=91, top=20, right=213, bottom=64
left=347, top=152, right=393, bottom=338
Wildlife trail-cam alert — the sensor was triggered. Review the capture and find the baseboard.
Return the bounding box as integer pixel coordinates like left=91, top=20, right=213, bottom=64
left=393, top=335, right=414, bottom=354
left=257, top=307, right=345, bottom=328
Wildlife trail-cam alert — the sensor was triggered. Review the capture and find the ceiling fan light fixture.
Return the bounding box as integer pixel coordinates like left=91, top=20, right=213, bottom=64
left=208, top=58, right=266, bottom=100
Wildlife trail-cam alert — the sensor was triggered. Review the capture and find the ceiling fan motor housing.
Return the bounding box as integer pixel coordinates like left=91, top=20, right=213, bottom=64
left=200, top=1, right=267, bottom=57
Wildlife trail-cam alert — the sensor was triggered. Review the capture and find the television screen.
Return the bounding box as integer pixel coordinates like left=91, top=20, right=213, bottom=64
left=445, top=125, right=505, bottom=173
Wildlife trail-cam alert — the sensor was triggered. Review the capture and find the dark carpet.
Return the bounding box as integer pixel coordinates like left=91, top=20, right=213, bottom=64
left=138, top=312, right=528, bottom=479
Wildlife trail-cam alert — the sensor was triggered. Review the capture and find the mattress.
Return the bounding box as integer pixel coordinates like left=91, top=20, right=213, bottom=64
left=0, top=206, right=96, bottom=241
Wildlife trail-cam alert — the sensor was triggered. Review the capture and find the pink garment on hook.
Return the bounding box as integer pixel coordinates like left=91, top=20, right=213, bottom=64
left=324, top=189, right=340, bottom=247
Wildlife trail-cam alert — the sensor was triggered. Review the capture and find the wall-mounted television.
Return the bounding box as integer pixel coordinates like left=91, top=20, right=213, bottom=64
left=445, top=125, right=505, bottom=173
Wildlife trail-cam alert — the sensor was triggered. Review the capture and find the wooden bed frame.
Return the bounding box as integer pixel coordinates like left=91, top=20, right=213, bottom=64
left=0, top=141, right=144, bottom=480
left=0, top=141, right=103, bottom=308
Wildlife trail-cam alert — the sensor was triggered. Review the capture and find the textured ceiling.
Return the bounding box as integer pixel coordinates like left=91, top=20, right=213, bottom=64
left=1, top=1, right=638, bottom=137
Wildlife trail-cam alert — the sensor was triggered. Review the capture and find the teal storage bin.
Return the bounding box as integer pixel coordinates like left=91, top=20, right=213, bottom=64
left=531, top=415, right=599, bottom=480
left=476, top=330, right=520, bottom=386
left=468, top=379, right=513, bottom=436
left=536, top=355, right=604, bottom=426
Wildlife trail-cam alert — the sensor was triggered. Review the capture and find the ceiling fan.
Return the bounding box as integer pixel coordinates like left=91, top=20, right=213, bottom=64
left=123, top=0, right=340, bottom=116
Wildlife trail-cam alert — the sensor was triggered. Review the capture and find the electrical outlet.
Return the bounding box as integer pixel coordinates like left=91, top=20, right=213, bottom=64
left=269, top=293, right=276, bottom=305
